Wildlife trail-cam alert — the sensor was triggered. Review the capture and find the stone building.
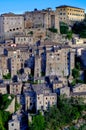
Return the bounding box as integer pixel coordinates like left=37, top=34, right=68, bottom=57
left=7, top=48, right=21, bottom=77
left=71, top=92, right=86, bottom=103
left=36, top=92, right=57, bottom=111
left=72, top=37, right=84, bottom=45
left=34, top=54, right=41, bottom=78
left=56, top=5, right=85, bottom=24
left=0, top=83, right=7, bottom=94
left=0, top=54, right=9, bottom=75
left=30, top=83, right=57, bottom=111
left=15, top=35, right=33, bottom=45
left=0, top=13, right=24, bottom=40
left=25, top=91, right=36, bottom=111
left=24, top=8, right=60, bottom=33
left=9, top=82, right=22, bottom=95
left=71, top=84, right=86, bottom=103
left=8, top=113, right=21, bottom=130
left=46, top=46, right=75, bottom=77
left=73, top=84, right=86, bottom=93
left=52, top=80, right=63, bottom=93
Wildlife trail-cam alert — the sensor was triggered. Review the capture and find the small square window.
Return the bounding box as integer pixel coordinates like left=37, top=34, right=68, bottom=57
left=11, top=123, right=14, bottom=126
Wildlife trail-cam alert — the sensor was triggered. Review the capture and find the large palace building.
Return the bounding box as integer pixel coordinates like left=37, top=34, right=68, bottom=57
left=0, top=13, right=24, bottom=39
left=56, top=5, right=85, bottom=24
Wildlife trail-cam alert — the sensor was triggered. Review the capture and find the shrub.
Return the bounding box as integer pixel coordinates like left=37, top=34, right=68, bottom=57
left=48, top=27, right=58, bottom=33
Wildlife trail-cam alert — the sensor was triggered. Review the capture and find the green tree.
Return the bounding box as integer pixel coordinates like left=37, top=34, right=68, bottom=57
left=76, top=62, right=80, bottom=70
left=0, top=110, right=10, bottom=130
left=29, top=113, right=45, bottom=130
left=60, top=22, right=69, bottom=34
left=72, top=68, right=80, bottom=79
left=71, top=79, right=76, bottom=86
left=72, top=20, right=86, bottom=38
left=66, top=30, right=73, bottom=40
left=15, top=101, right=21, bottom=111
left=48, top=27, right=58, bottom=33
left=28, top=31, right=33, bottom=35
left=45, top=96, right=86, bottom=130
left=3, top=73, right=11, bottom=79
left=69, top=126, right=77, bottom=130
left=79, top=124, right=86, bottom=130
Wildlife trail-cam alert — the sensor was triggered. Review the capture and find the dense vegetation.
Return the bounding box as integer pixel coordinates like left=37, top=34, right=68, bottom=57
left=3, top=73, right=11, bottom=80
left=48, top=27, right=58, bottom=33
left=60, top=22, right=69, bottom=34
left=15, top=100, right=21, bottom=111
left=0, top=94, right=14, bottom=110
left=0, top=94, right=14, bottom=130
left=29, top=95, right=86, bottom=130
left=0, top=110, right=10, bottom=130
left=28, top=31, right=33, bottom=35
left=72, top=20, right=86, bottom=38
left=60, top=22, right=72, bottom=39
left=29, top=113, right=45, bottom=130
left=71, top=62, right=84, bottom=86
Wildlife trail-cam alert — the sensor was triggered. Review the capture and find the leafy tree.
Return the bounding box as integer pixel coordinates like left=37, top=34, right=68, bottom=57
left=29, top=113, right=45, bottom=130
left=0, top=110, right=10, bottom=130
left=79, top=124, right=86, bottom=130
left=71, top=79, right=76, bottom=86
left=45, top=96, right=86, bottom=130
left=69, top=126, right=77, bottom=130
left=72, top=68, right=80, bottom=79
left=60, top=22, right=69, bottom=34
left=30, top=96, right=86, bottom=130
left=76, top=62, right=80, bottom=70
left=15, top=101, right=21, bottom=111
left=72, top=20, right=86, bottom=38
left=66, top=30, right=73, bottom=40
left=48, top=27, right=58, bottom=33
left=28, top=31, right=33, bottom=35
left=3, top=73, right=11, bottom=79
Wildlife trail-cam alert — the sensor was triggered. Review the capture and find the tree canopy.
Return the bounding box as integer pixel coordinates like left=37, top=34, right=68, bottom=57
left=29, top=113, right=45, bottom=130
left=29, top=96, right=86, bottom=130
left=60, top=22, right=69, bottom=34
left=72, top=20, right=86, bottom=38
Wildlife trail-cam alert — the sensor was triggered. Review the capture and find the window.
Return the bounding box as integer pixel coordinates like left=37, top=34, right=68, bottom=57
left=16, top=28, right=19, bottom=30
left=50, top=53, right=52, bottom=56
left=52, top=102, right=54, bottom=104
left=18, top=38, right=20, bottom=41
left=24, top=38, right=26, bottom=41
left=63, top=13, right=65, bottom=15
left=11, top=123, right=14, bottom=126
left=13, top=28, right=15, bottom=31
left=38, top=97, right=40, bottom=100
left=30, top=103, right=32, bottom=106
